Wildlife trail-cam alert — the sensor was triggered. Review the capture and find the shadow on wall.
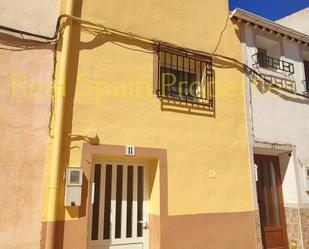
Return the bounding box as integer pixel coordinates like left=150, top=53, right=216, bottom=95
left=279, top=153, right=291, bottom=185
left=159, top=29, right=252, bottom=118
left=56, top=11, right=253, bottom=122
left=231, top=17, right=309, bottom=106
left=249, top=73, right=309, bottom=105
left=159, top=52, right=250, bottom=118
left=158, top=67, right=216, bottom=118
left=0, top=32, right=54, bottom=51
left=77, top=31, right=218, bottom=117
left=159, top=95, right=215, bottom=117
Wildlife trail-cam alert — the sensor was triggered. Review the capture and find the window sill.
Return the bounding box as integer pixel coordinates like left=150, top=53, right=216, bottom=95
left=156, top=90, right=213, bottom=107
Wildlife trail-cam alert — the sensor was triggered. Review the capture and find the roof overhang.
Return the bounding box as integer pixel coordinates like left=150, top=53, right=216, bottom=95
left=231, top=8, right=309, bottom=47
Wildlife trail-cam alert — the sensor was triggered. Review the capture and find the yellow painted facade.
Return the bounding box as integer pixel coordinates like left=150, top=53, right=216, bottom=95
left=43, top=0, right=254, bottom=223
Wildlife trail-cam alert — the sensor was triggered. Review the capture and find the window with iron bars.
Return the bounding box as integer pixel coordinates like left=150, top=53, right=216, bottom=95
left=156, top=45, right=213, bottom=106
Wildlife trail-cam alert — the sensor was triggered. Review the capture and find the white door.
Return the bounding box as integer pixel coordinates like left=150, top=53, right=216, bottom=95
left=88, top=161, right=149, bottom=249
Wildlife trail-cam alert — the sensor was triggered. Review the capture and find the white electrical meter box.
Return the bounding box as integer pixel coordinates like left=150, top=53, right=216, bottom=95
left=64, top=167, right=83, bottom=206
left=305, top=168, right=309, bottom=192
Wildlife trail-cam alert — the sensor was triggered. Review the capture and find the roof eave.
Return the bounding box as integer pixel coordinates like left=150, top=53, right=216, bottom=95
left=231, top=8, right=309, bottom=46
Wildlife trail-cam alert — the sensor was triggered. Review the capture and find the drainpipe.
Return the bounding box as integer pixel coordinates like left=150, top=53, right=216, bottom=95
left=45, top=0, right=74, bottom=249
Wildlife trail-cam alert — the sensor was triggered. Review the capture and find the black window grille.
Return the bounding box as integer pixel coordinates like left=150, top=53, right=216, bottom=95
left=156, top=44, right=213, bottom=106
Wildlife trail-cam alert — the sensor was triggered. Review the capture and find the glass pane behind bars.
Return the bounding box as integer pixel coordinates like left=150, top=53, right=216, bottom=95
left=137, top=166, right=144, bottom=237
left=115, top=165, right=123, bottom=238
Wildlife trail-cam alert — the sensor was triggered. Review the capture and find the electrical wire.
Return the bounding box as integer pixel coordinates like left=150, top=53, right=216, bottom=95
left=212, top=11, right=230, bottom=54
left=1, top=13, right=307, bottom=139
left=66, top=15, right=309, bottom=99
left=0, top=14, right=67, bottom=43
left=0, top=14, right=308, bottom=99
left=212, top=52, right=309, bottom=99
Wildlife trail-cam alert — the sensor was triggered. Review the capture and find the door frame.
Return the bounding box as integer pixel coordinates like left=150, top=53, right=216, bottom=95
left=304, top=60, right=309, bottom=91
left=254, top=154, right=289, bottom=249
left=87, top=159, right=149, bottom=249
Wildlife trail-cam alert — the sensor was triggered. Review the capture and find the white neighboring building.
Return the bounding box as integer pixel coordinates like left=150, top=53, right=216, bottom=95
left=277, top=8, right=309, bottom=36
left=232, top=8, right=309, bottom=249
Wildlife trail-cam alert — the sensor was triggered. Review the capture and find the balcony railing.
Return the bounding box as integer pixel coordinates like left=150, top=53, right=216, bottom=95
left=253, top=52, right=295, bottom=75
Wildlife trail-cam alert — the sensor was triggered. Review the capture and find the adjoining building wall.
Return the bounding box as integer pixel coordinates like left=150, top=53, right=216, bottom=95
left=276, top=8, right=309, bottom=36
left=42, top=0, right=257, bottom=248
left=241, top=22, right=309, bottom=249
left=0, top=1, right=59, bottom=249
left=0, top=0, right=59, bottom=37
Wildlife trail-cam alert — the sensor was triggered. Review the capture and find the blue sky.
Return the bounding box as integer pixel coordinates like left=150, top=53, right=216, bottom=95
left=229, top=0, right=309, bottom=21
